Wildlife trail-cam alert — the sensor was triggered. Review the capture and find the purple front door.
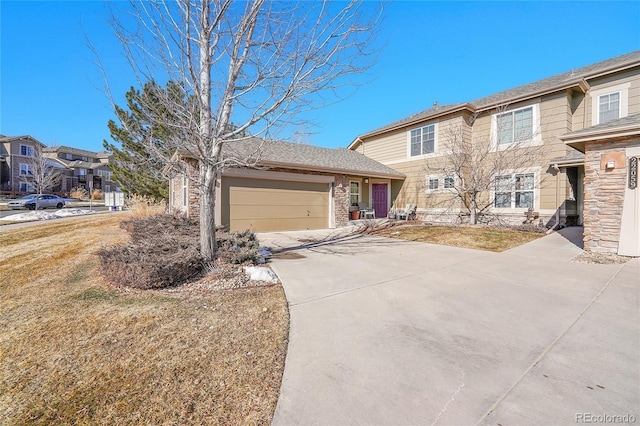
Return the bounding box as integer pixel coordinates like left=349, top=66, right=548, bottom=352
left=372, top=184, right=388, bottom=218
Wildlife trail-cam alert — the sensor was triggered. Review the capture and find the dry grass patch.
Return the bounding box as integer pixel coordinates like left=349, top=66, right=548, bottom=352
left=372, top=224, right=544, bottom=252
left=0, top=214, right=289, bottom=425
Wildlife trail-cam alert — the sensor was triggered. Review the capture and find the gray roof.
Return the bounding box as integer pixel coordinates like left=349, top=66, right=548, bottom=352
left=549, top=149, right=585, bottom=166
left=358, top=50, right=640, bottom=140
left=219, top=138, right=404, bottom=178
left=562, top=112, right=640, bottom=138
left=0, top=135, right=46, bottom=146
left=44, top=145, right=107, bottom=158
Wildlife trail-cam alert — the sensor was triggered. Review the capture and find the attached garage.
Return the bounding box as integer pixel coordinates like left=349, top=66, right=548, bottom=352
left=222, top=176, right=331, bottom=232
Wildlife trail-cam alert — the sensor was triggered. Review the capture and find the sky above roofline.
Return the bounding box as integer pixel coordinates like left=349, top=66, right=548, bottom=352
left=1, top=1, right=639, bottom=152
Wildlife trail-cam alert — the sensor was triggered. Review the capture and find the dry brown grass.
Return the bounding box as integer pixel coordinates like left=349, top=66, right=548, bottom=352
left=373, top=224, right=544, bottom=252
left=0, top=214, right=289, bottom=425
left=125, top=194, right=167, bottom=218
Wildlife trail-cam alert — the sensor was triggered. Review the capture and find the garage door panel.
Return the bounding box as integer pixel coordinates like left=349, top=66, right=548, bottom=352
left=230, top=204, right=328, bottom=220
left=222, top=177, right=330, bottom=232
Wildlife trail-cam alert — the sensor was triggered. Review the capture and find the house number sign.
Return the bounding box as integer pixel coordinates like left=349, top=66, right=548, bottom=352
left=630, top=156, right=638, bottom=190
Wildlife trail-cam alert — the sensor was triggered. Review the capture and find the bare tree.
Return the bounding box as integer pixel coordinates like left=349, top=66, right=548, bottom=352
left=95, top=0, right=380, bottom=260
left=19, top=144, right=63, bottom=200
left=423, top=107, right=546, bottom=225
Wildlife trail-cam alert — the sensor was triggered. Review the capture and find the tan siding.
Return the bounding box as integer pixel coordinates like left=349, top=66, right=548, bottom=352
left=360, top=131, right=406, bottom=164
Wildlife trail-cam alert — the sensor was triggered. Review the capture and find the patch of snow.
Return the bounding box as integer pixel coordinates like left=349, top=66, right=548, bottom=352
left=243, top=266, right=279, bottom=283
left=0, top=209, right=96, bottom=222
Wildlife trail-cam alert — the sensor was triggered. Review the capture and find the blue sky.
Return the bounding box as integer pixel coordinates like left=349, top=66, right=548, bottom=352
left=1, top=1, right=639, bottom=152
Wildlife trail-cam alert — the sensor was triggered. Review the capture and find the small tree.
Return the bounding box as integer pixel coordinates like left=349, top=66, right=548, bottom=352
left=19, top=144, right=62, bottom=199
left=104, top=81, right=186, bottom=201
left=423, top=108, right=546, bottom=225
left=96, top=0, right=381, bottom=261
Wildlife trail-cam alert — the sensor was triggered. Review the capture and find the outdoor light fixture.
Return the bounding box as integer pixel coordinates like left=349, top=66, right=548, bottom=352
left=606, top=161, right=616, bottom=170
left=364, top=178, right=369, bottom=183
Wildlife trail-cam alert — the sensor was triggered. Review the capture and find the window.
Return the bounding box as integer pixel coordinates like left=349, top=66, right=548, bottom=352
left=444, top=177, right=455, bottom=189
left=19, top=182, right=33, bottom=192
left=20, top=145, right=34, bottom=156
left=598, top=92, right=620, bottom=124
left=410, top=124, right=436, bottom=157
left=426, top=176, right=455, bottom=192
left=105, top=185, right=111, bottom=193
left=350, top=181, right=360, bottom=205
left=19, top=164, right=33, bottom=176
left=494, top=173, right=535, bottom=209
left=78, top=168, right=87, bottom=176
left=182, top=175, right=188, bottom=207
left=65, top=153, right=73, bottom=160
left=496, top=107, right=533, bottom=145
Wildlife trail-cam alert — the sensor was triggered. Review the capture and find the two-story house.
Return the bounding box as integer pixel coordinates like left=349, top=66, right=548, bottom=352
left=0, top=135, right=48, bottom=195
left=349, top=50, right=640, bottom=254
left=44, top=146, right=118, bottom=194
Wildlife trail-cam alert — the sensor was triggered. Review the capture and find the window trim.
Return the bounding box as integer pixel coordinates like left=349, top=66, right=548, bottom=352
left=182, top=175, right=188, bottom=207
left=407, top=123, right=438, bottom=159
left=491, top=104, right=541, bottom=150
left=20, top=144, right=34, bottom=157
left=491, top=169, right=539, bottom=211
left=19, top=163, right=34, bottom=176
left=590, top=82, right=630, bottom=125
left=425, top=175, right=457, bottom=194
left=349, top=180, right=361, bottom=205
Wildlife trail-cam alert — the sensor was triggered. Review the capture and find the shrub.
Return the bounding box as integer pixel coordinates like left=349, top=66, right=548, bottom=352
left=69, top=187, right=89, bottom=200
left=92, top=189, right=104, bottom=200
left=217, top=229, right=260, bottom=264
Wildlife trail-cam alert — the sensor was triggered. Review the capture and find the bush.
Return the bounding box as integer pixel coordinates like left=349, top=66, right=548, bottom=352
left=100, top=214, right=203, bottom=289
left=69, top=187, right=89, bottom=200
left=99, top=214, right=264, bottom=289
left=217, top=229, right=260, bottom=265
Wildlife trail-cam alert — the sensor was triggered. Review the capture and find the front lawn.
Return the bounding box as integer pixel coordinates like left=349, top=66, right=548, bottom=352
left=372, top=224, right=545, bottom=252
left=0, top=214, right=288, bottom=425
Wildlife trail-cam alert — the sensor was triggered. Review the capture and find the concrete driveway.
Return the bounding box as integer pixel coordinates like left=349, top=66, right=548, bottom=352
left=258, top=227, right=639, bottom=425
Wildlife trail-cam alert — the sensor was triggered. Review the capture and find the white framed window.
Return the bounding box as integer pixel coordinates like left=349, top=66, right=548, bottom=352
left=409, top=124, right=437, bottom=157
left=182, top=175, right=188, bottom=207
left=494, top=172, right=535, bottom=209
left=444, top=177, right=455, bottom=189
left=349, top=181, right=361, bottom=205
left=78, top=168, right=87, bottom=176
left=19, top=163, right=34, bottom=176
left=598, top=92, right=620, bottom=123
left=496, top=107, right=533, bottom=145
left=105, top=185, right=111, bottom=192
left=19, top=182, right=33, bottom=192
left=590, top=82, right=630, bottom=125
left=20, top=145, right=34, bottom=157
left=425, top=176, right=456, bottom=193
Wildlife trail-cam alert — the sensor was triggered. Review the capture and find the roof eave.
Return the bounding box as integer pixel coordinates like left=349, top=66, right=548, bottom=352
left=258, top=159, right=406, bottom=180
left=358, top=103, right=477, bottom=140
left=561, top=125, right=640, bottom=153
left=477, top=78, right=590, bottom=112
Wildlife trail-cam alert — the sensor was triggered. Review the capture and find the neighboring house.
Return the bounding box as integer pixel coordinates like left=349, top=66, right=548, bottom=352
left=0, top=135, right=46, bottom=195
left=43, top=146, right=118, bottom=194
left=560, top=113, right=640, bottom=256
left=349, top=50, right=640, bottom=230
left=168, top=138, right=404, bottom=232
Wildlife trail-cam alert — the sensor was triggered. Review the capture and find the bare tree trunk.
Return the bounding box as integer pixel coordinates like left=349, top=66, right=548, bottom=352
left=470, top=194, right=477, bottom=225
left=199, top=163, right=217, bottom=260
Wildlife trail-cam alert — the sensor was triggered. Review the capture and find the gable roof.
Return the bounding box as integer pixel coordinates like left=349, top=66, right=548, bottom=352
left=177, top=137, right=405, bottom=179
left=0, top=135, right=46, bottom=147
left=351, top=50, right=640, bottom=147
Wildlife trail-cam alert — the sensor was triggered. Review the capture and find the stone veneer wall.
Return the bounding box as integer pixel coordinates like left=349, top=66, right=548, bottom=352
left=333, top=174, right=350, bottom=227
left=583, top=139, right=633, bottom=253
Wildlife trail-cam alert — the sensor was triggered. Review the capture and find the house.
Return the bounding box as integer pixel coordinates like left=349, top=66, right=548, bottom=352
left=560, top=113, right=640, bottom=256
left=349, top=51, right=640, bottom=245
left=0, top=135, right=47, bottom=195
left=168, top=138, right=404, bottom=232
left=43, top=146, right=118, bottom=194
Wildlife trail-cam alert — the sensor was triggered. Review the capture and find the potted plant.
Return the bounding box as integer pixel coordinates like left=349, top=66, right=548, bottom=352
left=349, top=203, right=360, bottom=220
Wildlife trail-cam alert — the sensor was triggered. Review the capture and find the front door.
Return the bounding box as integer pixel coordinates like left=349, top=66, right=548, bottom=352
left=372, top=184, right=388, bottom=218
